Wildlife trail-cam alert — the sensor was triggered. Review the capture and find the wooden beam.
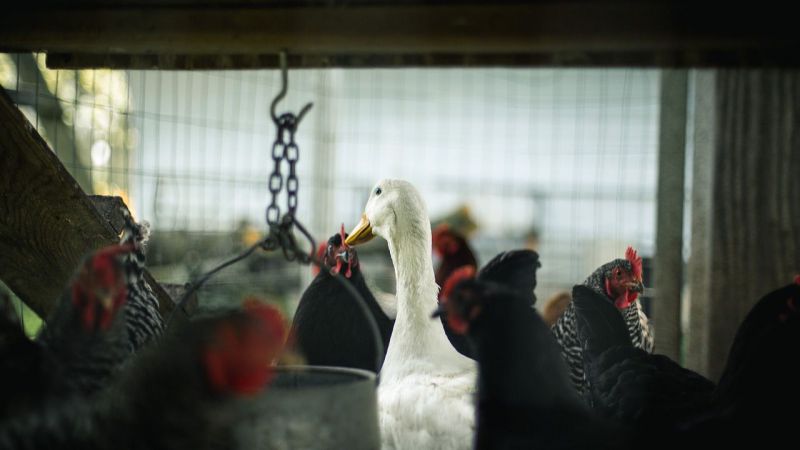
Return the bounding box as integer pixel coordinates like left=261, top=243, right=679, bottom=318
left=44, top=49, right=800, bottom=70
left=0, top=86, right=175, bottom=320
left=685, top=70, right=717, bottom=377
left=89, top=195, right=129, bottom=234
left=686, top=70, right=800, bottom=379
left=2, top=1, right=799, bottom=68
left=653, top=69, right=688, bottom=361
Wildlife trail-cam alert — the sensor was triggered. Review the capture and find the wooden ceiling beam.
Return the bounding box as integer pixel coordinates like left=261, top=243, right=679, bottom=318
left=1, top=1, right=798, bottom=68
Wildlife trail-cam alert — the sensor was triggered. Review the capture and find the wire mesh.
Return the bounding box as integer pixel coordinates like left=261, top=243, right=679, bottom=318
left=0, top=53, right=661, bottom=320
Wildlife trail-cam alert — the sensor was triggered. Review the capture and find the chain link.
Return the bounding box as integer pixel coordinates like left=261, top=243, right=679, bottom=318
left=266, top=114, right=297, bottom=227
left=263, top=104, right=316, bottom=264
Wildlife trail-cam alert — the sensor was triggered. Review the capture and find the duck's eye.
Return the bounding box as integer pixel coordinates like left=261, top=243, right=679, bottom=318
left=375, top=187, right=382, bottom=196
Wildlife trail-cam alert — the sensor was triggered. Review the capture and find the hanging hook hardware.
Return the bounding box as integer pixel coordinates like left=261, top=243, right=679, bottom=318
left=270, top=50, right=314, bottom=127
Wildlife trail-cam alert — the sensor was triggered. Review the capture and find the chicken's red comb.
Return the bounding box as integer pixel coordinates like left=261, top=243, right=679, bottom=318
left=72, top=245, right=132, bottom=332
left=794, top=274, right=800, bottom=286
left=243, top=298, right=288, bottom=343
left=432, top=224, right=451, bottom=247
left=625, top=246, right=642, bottom=279
left=204, top=299, right=287, bottom=397
left=339, top=223, right=348, bottom=248
left=432, top=223, right=460, bottom=255
left=440, top=265, right=477, bottom=302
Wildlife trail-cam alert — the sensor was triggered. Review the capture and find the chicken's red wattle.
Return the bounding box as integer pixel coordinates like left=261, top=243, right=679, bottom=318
left=614, top=290, right=638, bottom=310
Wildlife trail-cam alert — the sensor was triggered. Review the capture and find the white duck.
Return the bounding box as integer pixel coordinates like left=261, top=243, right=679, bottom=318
left=346, top=179, right=476, bottom=450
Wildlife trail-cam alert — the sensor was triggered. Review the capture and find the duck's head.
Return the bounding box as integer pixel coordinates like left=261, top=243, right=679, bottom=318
left=345, top=179, right=428, bottom=246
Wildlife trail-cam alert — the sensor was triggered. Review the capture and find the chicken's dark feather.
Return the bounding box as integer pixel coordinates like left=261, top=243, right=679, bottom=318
left=574, top=285, right=715, bottom=429
left=477, top=249, right=541, bottom=307
left=447, top=278, right=626, bottom=450
left=576, top=278, right=800, bottom=448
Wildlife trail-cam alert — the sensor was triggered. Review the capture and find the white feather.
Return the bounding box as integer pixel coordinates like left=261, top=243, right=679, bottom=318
left=359, top=179, right=476, bottom=450
left=367, top=282, right=397, bottom=320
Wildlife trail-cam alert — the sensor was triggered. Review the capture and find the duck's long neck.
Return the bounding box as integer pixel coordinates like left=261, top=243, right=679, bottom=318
left=383, top=217, right=458, bottom=370
left=389, top=219, right=437, bottom=322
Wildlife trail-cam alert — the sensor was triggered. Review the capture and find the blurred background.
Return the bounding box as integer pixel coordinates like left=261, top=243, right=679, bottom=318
left=1, top=53, right=664, bottom=341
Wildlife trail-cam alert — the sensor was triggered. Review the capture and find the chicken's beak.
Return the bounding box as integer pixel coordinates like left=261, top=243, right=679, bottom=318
left=345, top=214, right=374, bottom=246
left=626, top=279, right=644, bottom=294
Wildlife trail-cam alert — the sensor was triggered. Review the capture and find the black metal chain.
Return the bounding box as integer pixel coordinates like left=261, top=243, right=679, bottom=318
left=266, top=113, right=301, bottom=227
left=166, top=54, right=384, bottom=375
left=285, top=130, right=300, bottom=218
left=266, top=139, right=283, bottom=227
left=263, top=105, right=314, bottom=263
left=168, top=100, right=314, bottom=326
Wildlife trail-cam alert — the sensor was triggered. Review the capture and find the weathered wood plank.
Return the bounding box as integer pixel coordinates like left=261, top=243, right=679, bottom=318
left=653, top=70, right=688, bottom=362
left=89, top=195, right=128, bottom=235
left=686, top=70, right=800, bottom=379
left=0, top=86, right=175, bottom=319
left=2, top=2, right=799, bottom=68
left=685, top=70, right=717, bottom=376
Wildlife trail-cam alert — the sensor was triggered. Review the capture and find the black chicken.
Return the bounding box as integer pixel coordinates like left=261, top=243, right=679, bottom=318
left=678, top=277, right=800, bottom=447
left=575, top=276, right=800, bottom=448
left=437, top=249, right=541, bottom=359
left=552, top=247, right=653, bottom=397
left=291, top=226, right=394, bottom=372
left=0, top=299, right=287, bottom=450
left=436, top=268, right=627, bottom=450
left=572, top=284, right=715, bottom=429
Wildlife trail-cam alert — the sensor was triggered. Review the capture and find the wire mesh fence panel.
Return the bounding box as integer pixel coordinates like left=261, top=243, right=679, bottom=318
left=1, top=54, right=660, bottom=318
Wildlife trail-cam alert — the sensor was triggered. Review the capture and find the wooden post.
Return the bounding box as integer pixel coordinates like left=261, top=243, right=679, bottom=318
left=0, top=86, right=174, bottom=319
left=685, top=70, right=717, bottom=376
left=686, top=70, right=800, bottom=379
left=653, top=69, right=688, bottom=361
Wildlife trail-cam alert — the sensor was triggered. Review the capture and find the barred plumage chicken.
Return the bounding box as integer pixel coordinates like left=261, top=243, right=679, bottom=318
left=0, top=243, right=135, bottom=421
left=118, top=208, right=164, bottom=352
left=2, top=212, right=164, bottom=417
left=552, top=247, right=653, bottom=397
left=38, top=243, right=136, bottom=394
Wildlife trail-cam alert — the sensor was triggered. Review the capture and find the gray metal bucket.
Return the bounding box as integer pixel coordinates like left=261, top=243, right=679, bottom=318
left=238, top=365, right=380, bottom=450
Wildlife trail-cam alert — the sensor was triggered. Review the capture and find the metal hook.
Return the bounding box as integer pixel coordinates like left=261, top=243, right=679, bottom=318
left=270, top=50, right=314, bottom=126
left=269, top=51, right=288, bottom=123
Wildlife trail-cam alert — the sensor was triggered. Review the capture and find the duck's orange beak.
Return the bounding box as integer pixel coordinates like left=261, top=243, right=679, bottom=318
left=345, top=214, right=374, bottom=246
